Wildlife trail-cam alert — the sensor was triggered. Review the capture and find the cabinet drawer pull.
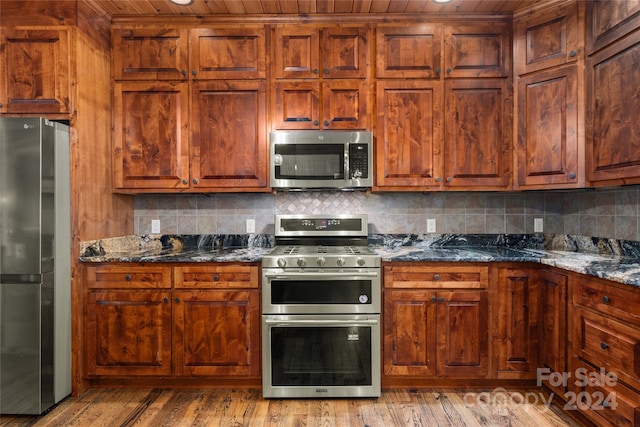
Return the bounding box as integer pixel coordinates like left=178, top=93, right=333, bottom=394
left=192, top=178, right=199, bottom=185
left=435, top=67, right=441, bottom=75
left=446, top=67, right=452, bottom=74
left=181, top=69, right=187, bottom=76
left=313, top=120, right=319, bottom=126
left=439, top=296, right=445, bottom=303
left=181, top=178, right=188, bottom=185
left=125, top=274, right=131, bottom=281
left=175, top=297, right=181, bottom=303
left=313, top=69, right=319, bottom=74
left=191, top=70, right=196, bottom=76
left=431, top=297, right=437, bottom=303
left=163, top=297, right=169, bottom=303
left=569, top=50, right=577, bottom=57
left=434, top=274, right=440, bottom=280
left=568, top=173, right=576, bottom=179
left=600, top=342, right=609, bottom=350
left=602, top=295, right=610, bottom=304
left=213, top=274, right=220, bottom=281
left=323, top=68, right=329, bottom=75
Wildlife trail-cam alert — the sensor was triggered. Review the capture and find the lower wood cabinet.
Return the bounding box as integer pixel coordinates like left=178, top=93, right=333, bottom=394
left=85, top=263, right=260, bottom=379
left=383, top=264, right=489, bottom=380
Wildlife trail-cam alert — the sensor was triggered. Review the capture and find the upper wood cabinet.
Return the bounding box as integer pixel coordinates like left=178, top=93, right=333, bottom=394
left=189, top=27, right=266, bottom=80
left=0, top=27, right=71, bottom=114
left=514, top=3, right=579, bottom=76
left=443, top=23, right=510, bottom=78
left=586, top=0, right=640, bottom=54
left=112, top=81, right=190, bottom=190
left=273, top=25, right=369, bottom=79
left=443, top=78, right=511, bottom=189
left=585, top=5, right=640, bottom=185
left=375, top=80, right=443, bottom=189
left=190, top=80, right=267, bottom=189
left=376, top=24, right=442, bottom=79
left=112, top=28, right=189, bottom=80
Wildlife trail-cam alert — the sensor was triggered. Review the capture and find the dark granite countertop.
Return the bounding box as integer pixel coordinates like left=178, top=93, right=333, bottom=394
left=79, top=233, right=640, bottom=289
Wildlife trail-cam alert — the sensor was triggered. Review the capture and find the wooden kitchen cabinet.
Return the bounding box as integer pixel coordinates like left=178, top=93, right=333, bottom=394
left=111, top=28, right=189, bottom=81
left=516, top=65, right=580, bottom=188
left=443, top=23, right=510, bottom=78
left=376, top=24, right=442, bottom=79
left=571, top=275, right=640, bottom=427
left=537, top=269, right=568, bottom=397
left=271, top=24, right=370, bottom=130
left=585, top=7, right=640, bottom=186
left=86, top=290, right=173, bottom=376
left=112, top=81, right=190, bottom=190
left=443, top=78, right=511, bottom=189
left=190, top=80, right=267, bottom=189
left=514, top=3, right=579, bottom=76
left=383, top=264, right=489, bottom=381
left=494, top=267, right=539, bottom=379
left=0, top=27, right=71, bottom=114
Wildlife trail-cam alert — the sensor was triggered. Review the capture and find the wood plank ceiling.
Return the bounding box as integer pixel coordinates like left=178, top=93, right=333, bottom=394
left=91, top=0, right=541, bottom=17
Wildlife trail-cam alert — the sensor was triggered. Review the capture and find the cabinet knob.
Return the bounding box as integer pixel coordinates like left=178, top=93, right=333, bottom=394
left=600, top=341, right=609, bottom=350
left=568, top=173, right=576, bottom=179
left=213, top=274, right=220, bottom=281
left=125, top=274, right=131, bottom=281
left=191, top=70, right=197, bottom=76
left=181, top=70, right=187, bottom=76
left=323, top=68, right=329, bottom=75
left=446, top=68, right=452, bottom=74
left=602, top=295, right=610, bottom=304
left=436, top=177, right=442, bottom=182
left=192, top=178, right=199, bottom=185
left=446, top=177, right=452, bottom=183
left=163, top=297, right=169, bottom=303
left=313, top=69, right=319, bottom=74
left=431, top=296, right=437, bottom=303
left=182, top=178, right=188, bottom=185
left=434, top=274, right=440, bottom=280
left=569, top=50, right=577, bottom=57
left=439, top=296, right=445, bottom=303
left=313, top=120, right=319, bottom=126
left=435, top=67, right=441, bottom=75
left=0, top=103, right=3, bottom=108
left=324, top=120, right=329, bottom=126
left=175, top=297, right=181, bottom=303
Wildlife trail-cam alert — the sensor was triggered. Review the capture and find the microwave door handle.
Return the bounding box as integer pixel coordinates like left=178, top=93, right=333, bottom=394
left=264, top=318, right=379, bottom=326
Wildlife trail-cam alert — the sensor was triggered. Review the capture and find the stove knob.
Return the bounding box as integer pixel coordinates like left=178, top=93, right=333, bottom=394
left=277, top=258, right=287, bottom=268
left=316, top=257, right=326, bottom=267
left=336, top=257, right=346, bottom=267
left=297, top=258, right=306, bottom=267
left=356, top=257, right=366, bottom=267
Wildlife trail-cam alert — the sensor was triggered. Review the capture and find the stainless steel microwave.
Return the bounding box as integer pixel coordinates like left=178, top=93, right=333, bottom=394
left=270, top=131, right=373, bottom=190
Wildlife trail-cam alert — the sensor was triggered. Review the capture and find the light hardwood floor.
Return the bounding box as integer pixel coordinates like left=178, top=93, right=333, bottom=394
left=0, top=388, right=585, bottom=426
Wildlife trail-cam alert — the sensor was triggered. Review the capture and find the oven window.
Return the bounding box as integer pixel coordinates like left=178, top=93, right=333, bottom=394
left=274, top=144, right=344, bottom=179
left=271, top=280, right=371, bottom=305
left=270, top=326, right=372, bottom=386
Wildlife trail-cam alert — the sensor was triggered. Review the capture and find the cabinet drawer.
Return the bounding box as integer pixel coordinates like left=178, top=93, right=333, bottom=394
left=86, top=265, right=172, bottom=289
left=574, top=277, right=640, bottom=325
left=174, top=265, right=259, bottom=289
left=573, top=361, right=640, bottom=427
left=384, top=265, right=488, bottom=289
left=578, top=309, right=640, bottom=389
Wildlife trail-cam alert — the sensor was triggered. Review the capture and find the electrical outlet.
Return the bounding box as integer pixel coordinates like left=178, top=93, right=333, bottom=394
left=151, top=219, right=161, bottom=233
left=427, top=218, right=436, bottom=233
left=534, top=218, right=544, bottom=233
left=246, top=219, right=256, bottom=233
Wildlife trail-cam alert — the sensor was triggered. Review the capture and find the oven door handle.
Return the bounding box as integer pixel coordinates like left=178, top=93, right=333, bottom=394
left=264, top=272, right=379, bottom=279
left=264, top=318, right=379, bottom=326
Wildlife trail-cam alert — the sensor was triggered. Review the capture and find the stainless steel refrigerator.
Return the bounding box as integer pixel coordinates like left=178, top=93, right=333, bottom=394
left=0, top=117, right=71, bottom=414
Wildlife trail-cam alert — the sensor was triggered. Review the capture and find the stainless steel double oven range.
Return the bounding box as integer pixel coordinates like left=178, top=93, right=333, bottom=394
left=261, top=214, right=381, bottom=398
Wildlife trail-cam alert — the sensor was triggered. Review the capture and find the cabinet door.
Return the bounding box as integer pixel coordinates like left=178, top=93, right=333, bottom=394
left=496, top=268, right=538, bottom=379
left=173, top=290, right=260, bottom=376
left=273, top=81, right=320, bottom=129
left=517, top=65, right=579, bottom=188
left=322, top=79, right=368, bottom=129
left=321, top=26, right=369, bottom=79
left=376, top=24, right=441, bottom=79
left=375, top=80, right=443, bottom=189
left=113, top=81, right=190, bottom=190
left=538, top=269, right=567, bottom=396
left=273, top=26, right=320, bottom=79
left=444, top=23, right=510, bottom=78
left=436, top=290, right=489, bottom=377
left=0, top=28, right=70, bottom=113
left=444, top=78, right=511, bottom=189
left=191, top=80, right=267, bottom=189
left=189, top=27, right=266, bottom=80
left=383, top=290, right=437, bottom=377
left=111, top=28, right=188, bottom=80
left=587, top=0, right=640, bottom=54
left=86, top=291, right=172, bottom=376
left=586, top=30, right=640, bottom=184
left=514, top=3, right=579, bottom=75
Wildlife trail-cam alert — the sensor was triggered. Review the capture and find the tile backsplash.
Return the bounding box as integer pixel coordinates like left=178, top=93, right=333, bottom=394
left=134, top=186, right=640, bottom=241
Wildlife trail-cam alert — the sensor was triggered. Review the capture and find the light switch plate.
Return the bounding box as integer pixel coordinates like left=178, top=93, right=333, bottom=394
left=534, top=218, right=544, bottom=233
left=246, top=219, right=256, bottom=233
left=151, top=219, right=161, bottom=233
left=427, top=218, right=436, bottom=233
